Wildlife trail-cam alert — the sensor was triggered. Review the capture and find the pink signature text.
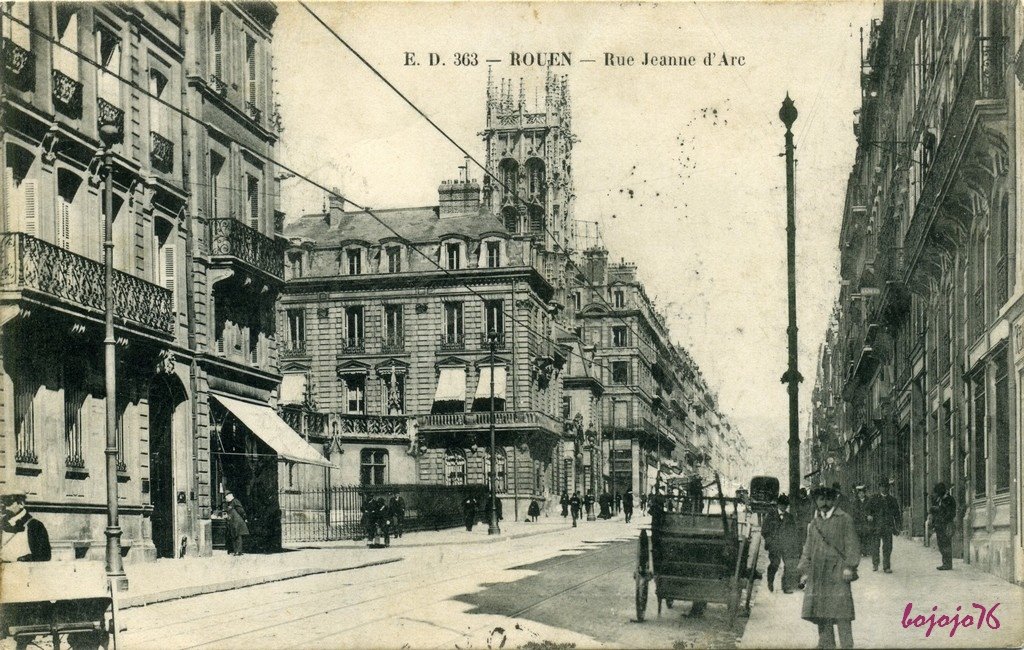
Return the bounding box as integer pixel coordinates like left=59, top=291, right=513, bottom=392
left=901, top=602, right=1001, bottom=638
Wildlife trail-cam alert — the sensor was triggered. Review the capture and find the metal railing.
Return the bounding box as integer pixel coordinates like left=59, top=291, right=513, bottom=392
left=3, top=37, right=34, bottom=90
left=97, top=97, right=124, bottom=143
left=280, top=483, right=487, bottom=543
left=52, top=69, right=82, bottom=118
left=150, top=131, right=174, bottom=173
left=381, top=337, right=405, bottom=353
left=417, top=409, right=563, bottom=433
left=244, top=101, right=262, bottom=124
left=480, top=332, right=506, bottom=349
left=0, top=232, right=175, bottom=335
left=206, top=217, right=286, bottom=279
left=439, top=333, right=465, bottom=351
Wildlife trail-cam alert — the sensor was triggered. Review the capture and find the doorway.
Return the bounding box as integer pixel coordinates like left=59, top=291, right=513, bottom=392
left=148, top=378, right=179, bottom=558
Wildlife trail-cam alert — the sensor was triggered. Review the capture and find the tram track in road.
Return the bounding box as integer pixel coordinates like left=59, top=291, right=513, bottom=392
left=125, top=528, right=635, bottom=649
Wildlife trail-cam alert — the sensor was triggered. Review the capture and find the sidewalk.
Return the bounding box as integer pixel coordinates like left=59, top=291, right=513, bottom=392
left=118, top=517, right=576, bottom=609
left=739, top=536, right=1024, bottom=648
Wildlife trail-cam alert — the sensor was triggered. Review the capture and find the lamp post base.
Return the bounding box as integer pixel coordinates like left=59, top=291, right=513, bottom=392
left=587, top=513, right=596, bottom=521
left=487, top=515, right=501, bottom=535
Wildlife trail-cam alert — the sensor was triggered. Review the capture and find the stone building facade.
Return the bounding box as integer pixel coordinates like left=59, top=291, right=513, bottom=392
left=0, top=1, right=323, bottom=561
left=808, top=0, right=1022, bottom=583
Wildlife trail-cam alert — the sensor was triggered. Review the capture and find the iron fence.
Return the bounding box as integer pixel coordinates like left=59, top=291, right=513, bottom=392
left=279, top=483, right=487, bottom=543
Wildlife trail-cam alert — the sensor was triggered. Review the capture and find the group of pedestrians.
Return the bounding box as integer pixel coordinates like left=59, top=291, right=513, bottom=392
left=558, top=488, right=636, bottom=526
left=361, top=491, right=405, bottom=547
left=461, top=493, right=504, bottom=531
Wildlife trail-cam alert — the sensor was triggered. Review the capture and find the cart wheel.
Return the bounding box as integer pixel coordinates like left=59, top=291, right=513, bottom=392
left=634, top=529, right=650, bottom=622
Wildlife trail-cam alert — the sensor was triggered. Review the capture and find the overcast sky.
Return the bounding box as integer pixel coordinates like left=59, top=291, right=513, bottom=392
left=274, top=1, right=881, bottom=480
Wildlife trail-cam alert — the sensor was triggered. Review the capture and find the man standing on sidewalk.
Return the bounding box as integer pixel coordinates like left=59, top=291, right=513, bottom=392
left=462, top=494, right=478, bottom=532
left=929, top=482, right=956, bottom=570
left=798, top=485, right=860, bottom=649
left=623, top=488, right=634, bottom=523
left=763, top=494, right=801, bottom=593
left=569, top=491, right=582, bottom=527
left=867, top=481, right=900, bottom=573
left=850, top=485, right=874, bottom=559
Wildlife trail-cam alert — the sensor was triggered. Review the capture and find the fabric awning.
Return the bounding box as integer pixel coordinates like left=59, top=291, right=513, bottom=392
left=433, top=367, right=466, bottom=403
left=212, top=394, right=333, bottom=468
left=474, top=366, right=507, bottom=401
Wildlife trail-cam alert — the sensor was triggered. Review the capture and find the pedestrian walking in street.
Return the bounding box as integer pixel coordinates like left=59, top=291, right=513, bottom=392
left=614, top=491, right=622, bottom=515
left=569, top=491, right=582, bottom=527
left=223, top=492, right=249, bottom=557
left=798, top=485, right=860, bottom=649
left=463, top=495, right=478, bottom=532
left=639, top=491, right=648, bottom=513
left=929, top=482, right=956, bottom=571
left=1, top=490, right=51, bottom=563
left=389, top=492, right=406, bottom=539
left=795, top=486, right=813, bottom=549
left=527, top=499, right=541, bottom=522
left=372, top=494, right=391, bottom=547
left=832, top=482, right=849, bottom=513
left=598, top=490, right=611, bottom=519
left=850, top=485, right=874, bottom=559
left=623, top=488, right=634, bottom=523
left=560, top=491, right=569, bottom=519
left=687, top=474, right=704, bottom=513
left=867, top=480, right=900, bottom=573
left=763, top=494, right=801, bottom=593
left=649, top=485, right=667, bottom=527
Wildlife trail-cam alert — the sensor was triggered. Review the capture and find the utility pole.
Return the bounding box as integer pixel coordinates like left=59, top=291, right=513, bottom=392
left=487, top=330, right=500, bottom=535
left=780, top=93, right=802, bottom=498
left=100, top=124, right=128, bottom=591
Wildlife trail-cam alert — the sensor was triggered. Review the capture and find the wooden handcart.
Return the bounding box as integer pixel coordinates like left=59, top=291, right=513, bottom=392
left=634, top=475, right=761, bottom=624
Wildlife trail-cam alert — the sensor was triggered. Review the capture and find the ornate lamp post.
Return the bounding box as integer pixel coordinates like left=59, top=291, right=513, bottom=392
left=779, top=93, right=802, bottom=498
left=487, top=330, right=500, bottom=535
left=586, top=426, right=597, bottom=521
left=100, top=123, right=127, bottom=590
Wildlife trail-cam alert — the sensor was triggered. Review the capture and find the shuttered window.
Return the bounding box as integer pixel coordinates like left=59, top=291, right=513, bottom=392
left=210, top=6, right=223, bottom=78
left=245, top=35, right=257, bottom=105
left=161, top=243, right=177, bottom=305
left=247, top=174, right=260, bottom=229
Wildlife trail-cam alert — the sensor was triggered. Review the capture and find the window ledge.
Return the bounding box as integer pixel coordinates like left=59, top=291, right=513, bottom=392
left=16, top=463, right=42, bottom=477
left=65, top=468, right=90, bottom=480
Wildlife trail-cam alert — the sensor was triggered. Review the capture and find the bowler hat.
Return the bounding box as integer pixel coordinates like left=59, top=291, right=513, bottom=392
left=1, top=489, right=27, bottom=503
left=812, top=485, right=838, bottom=499
left=777, top=493, right=790, bottom=506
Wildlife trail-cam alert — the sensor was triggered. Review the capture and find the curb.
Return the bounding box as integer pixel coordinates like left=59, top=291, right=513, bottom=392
left=119, top=557, right=403, bottom=609
left=286, top=522, right=580, bottom=551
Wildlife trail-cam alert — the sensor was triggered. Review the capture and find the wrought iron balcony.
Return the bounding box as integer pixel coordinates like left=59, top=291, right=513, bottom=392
left=206, top=217, right=286, bottom=280
left=3, top=37, right=35, bottom=90
left=150, top=132, right=174, bottom=173
left=440, top=333, right=465, bottom=351
left=417, top=410, right=563, bottom=435
left=381, top=336, right=405, bottom=353
left=332, top=414, right=411, bottom=438
left=281, top=341, right=306, bottom=357
left=341, top=337, right=365, bottom=353
left=978, top=37, right=1005, bottom=99
left=52, top=69, right=83, bottom=118
left=480, top=332, right=506, bottom=350
left=0, top=232, right=175, bottom=336
left=96, top=98, right=124, bottom=143
left=244, top=101, right=262, bottom=124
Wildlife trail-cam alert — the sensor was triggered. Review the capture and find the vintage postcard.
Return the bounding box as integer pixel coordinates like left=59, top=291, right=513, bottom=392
left=1, top=0, right=1022, bottom=648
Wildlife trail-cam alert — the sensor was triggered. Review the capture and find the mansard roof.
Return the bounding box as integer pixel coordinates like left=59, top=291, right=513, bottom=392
left=284, top=205, right=510, bottom=248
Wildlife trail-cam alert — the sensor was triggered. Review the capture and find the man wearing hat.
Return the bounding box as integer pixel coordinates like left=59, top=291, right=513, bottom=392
left=798, top=485, right=860, bottom=648
left=223, top=492, right=249, bottom=556
left=929, top=482, right=956, bottom=570
left=762, top=493, right=802, bottom=593
left=850, top=485, right=874, bottom=559
left=1, top=490, right=51, bottom=562
left=865, top=480, right=901, bottom=572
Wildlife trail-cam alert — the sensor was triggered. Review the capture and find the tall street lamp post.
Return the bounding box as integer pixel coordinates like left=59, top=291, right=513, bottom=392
left=100, top=124, right=128, bottom=590
left=779, top=93, right=803, bottom=498
left=487, top=330, right=500, bottom=535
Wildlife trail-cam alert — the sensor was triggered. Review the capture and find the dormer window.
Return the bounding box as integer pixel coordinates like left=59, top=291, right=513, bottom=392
left=445, top=242, right=461, bottom=270
left=486, top=241, right=501, bottom=268
left=386, top=246, right=402, bottom=273
left=613, top=290, right=625, bottom=308
left=347, top=249, right=362, bottom=275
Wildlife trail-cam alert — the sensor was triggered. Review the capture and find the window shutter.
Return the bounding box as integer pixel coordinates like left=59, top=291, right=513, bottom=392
left=3, top=167, right=15, bottom=230
left=246, top=37, right=257, bottom=104
left=58, top=199, right=71, bottom=249
left=211, top=11, right=223, bottom=77
left=162, top=243, right=177, bottom=303
left=22, top=180, right=36, bottom=236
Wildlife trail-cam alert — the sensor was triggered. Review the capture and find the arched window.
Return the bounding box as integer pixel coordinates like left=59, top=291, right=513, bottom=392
left=444, top=448, right=467, bottom=486
left=498, top=159, right=518, bottom=199
left=486, top=447, right=507, bottom=493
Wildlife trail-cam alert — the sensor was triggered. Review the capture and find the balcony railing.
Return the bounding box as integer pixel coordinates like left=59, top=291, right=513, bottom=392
left=0, top=233, right=175, bottom=335
left=206, top=217, right=286, bottom=280
left=440, top=333, right=465, bottom=351
left=417, top=410, right=563, bottom=434
left=341, top=337, right=365, bottom=353
left=3, top=37, right=35, bottom=90
left=282, top=341, right=306, bottom=356
left=96, top=98, right=124, bottom=143
left=978, top=37, right=1005, bottom=99
left=244, top=101, right=262, bottom=124
left=480, top=332, right=506, bottom=350
left=150, top=131, right=174, bottom=173
left=208, top=74, right=228, bottom=96
left=381, top=336, right=405, bottom=353
left=332, top=414, right=411, bottom=437
left=52, top=69, right=82, bottom=118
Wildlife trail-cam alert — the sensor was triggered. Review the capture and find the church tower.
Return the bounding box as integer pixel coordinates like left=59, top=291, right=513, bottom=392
left=482, top=68, right=575, bottom=256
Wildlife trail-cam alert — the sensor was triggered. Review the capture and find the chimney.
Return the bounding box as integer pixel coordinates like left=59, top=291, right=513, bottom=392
left=582, top=248, right=609, bottom=284
left=326, top=186, right=344, bottom=227
left=438, top=161, right=480, bottom=218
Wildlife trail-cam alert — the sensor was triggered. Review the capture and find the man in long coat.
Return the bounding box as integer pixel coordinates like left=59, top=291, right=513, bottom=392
left=929, top=482, right=956, bottom=570
left=569, top=491, right=582, bottom=527
left=763, top=494, right=802, bottom=593
left=623, top=488, right=634, bottom=523
left=849, top=485, right=874, bottom=558
left=798, top=485, right=860, bottom=648
left=223, top=492, right=249, bottom=556
left=1, top=490, right=51, bottom=562
left=462, top=495, right=478, bottom=532
left=867, top=481, right=900, bottom=572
